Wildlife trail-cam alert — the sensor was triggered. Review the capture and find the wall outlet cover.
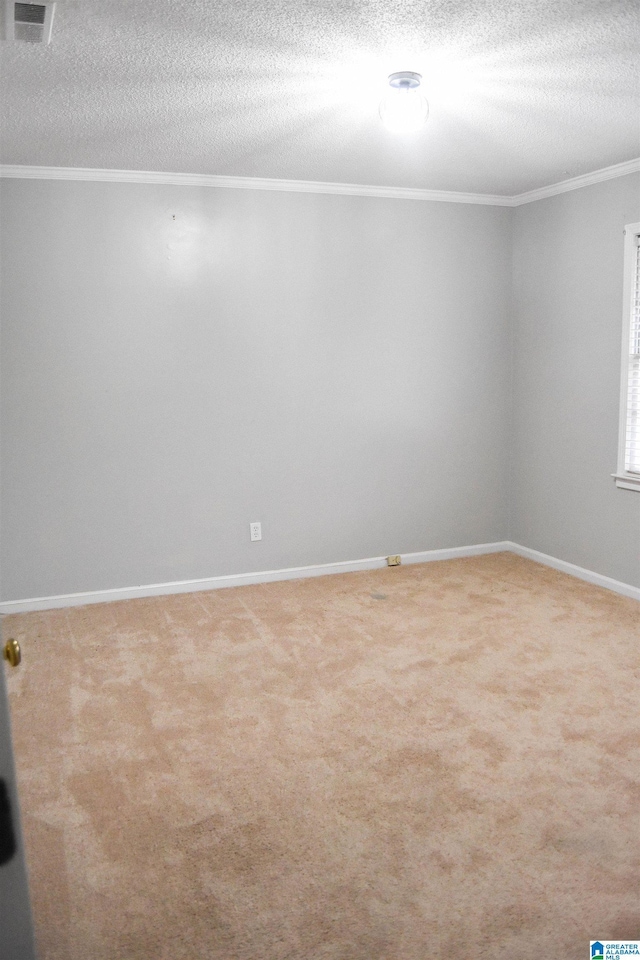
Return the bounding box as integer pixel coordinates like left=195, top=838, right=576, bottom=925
left=387, top=555, right=401, bottom=566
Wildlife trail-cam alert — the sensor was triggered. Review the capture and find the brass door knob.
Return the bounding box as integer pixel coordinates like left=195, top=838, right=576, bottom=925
left=3, top=639, right=21, bottom=668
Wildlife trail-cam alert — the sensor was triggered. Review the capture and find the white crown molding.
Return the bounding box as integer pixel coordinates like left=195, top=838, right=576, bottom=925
left=0, top=164, right=514, bottom=205
left=511, top=157, right=640, bottom=205
left=1, top=540, right=638, bottom=613
left=1, top=157, right=638, bottom=206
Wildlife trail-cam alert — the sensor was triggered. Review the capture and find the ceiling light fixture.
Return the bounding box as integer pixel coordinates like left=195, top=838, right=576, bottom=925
left=379, top=71, right=429, bottom=134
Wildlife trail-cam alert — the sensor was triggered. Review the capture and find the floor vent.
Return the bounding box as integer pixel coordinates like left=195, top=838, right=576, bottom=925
left=5, top=1, right=56, bottom=43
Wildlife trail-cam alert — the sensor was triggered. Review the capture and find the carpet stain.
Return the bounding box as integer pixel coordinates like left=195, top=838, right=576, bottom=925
left=466, top=729, right=509, bottom=765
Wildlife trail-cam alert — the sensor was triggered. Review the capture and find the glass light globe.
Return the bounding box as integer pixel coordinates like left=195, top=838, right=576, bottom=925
left=379, top=71, right=429, bottom=134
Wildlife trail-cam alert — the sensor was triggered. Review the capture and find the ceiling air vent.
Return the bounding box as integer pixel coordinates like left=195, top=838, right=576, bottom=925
left=5, top=1, right=56, bottom=43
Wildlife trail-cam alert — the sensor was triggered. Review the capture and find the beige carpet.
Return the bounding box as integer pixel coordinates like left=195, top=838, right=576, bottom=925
left=4, top=552, right=640, bottom=960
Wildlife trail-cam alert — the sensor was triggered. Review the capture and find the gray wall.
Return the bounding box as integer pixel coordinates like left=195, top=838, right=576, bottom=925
left=0, top=180, right=512, bottom=600
left=511, top=173, right=640, bottom=588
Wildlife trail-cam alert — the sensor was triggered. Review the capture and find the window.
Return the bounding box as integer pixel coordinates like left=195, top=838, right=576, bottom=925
left=614, top=222, right=640, bottom=491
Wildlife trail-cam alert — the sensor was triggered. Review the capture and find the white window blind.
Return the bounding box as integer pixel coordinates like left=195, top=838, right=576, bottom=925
left=615, top=223, right=640, bottom=491
left=624, top=236, right=640, bottom=474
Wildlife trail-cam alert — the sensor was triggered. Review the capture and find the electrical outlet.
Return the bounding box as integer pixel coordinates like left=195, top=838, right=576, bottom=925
left=250, top=522, right=262, bottom=542
left=387, top=555, right=401, bottom=566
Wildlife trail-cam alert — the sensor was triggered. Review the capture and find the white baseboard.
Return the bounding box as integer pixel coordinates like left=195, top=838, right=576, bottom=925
left=0, top=539, right=637, bottom=614
left=504, top=541, right=640, bottom=602
left=402, top=541, right=511, bottom=564
left=0, top=555, right=386, bottom=614
left=0, top=541, right=509, bottom=614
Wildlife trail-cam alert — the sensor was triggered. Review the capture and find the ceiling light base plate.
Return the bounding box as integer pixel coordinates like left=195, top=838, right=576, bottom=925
left=387, top=71, right=422, bottom=90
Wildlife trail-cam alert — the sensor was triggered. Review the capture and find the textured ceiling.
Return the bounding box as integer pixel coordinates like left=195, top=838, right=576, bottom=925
left=0, top=0, right=638, bottom=195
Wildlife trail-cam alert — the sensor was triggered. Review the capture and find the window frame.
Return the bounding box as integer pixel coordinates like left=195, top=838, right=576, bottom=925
left=613, top=221, right=640, bottom=491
